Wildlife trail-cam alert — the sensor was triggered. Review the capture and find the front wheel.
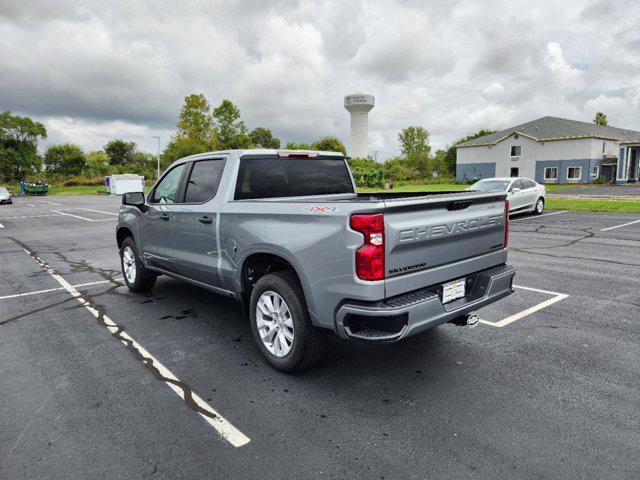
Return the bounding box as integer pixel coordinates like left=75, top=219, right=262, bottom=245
left=250, top=271, right=326, bottom=372
left=120, top=237, right=157, bottom=292
left=534, top=197, right=545, bottom=214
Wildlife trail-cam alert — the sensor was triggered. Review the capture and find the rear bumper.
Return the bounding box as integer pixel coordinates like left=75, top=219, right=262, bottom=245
left=335, top=264, right=515, bottom=341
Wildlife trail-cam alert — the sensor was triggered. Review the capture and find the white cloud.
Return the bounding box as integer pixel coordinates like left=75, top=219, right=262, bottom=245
left=545, top=42, right=584, bottom=91
left=1, top=0, right=640, bottom=158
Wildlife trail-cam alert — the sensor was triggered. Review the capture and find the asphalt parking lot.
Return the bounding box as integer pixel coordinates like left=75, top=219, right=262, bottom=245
left=1, top=196, right=639, bottom=479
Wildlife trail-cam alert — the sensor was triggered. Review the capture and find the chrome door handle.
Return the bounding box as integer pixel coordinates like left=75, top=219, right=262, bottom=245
left=198, top=216, right=213, bottom=224
left=159, top=214, right=170, bottom=221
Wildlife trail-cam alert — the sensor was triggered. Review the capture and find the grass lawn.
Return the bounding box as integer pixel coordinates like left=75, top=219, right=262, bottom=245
left=545, top=184, right=594, bottom=191
left=547, top=197, right=640, bottom=214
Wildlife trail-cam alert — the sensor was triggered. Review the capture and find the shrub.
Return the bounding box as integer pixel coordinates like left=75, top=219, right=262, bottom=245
left=351, top=167, right=383, bottom=188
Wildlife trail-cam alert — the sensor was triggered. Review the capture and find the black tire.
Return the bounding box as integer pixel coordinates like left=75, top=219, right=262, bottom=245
left=120, top=237, right=157, bottom=292
left=249, top=271, right=326, bottom=372
left=534, top=197, right=545, bottom=215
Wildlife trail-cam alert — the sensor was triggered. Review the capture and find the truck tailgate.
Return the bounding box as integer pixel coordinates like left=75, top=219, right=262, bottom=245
left=383, top=192, right=507, bottom=297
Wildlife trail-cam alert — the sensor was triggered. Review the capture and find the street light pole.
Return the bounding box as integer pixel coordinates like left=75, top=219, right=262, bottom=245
left=151, top=136, right=160, bottom=180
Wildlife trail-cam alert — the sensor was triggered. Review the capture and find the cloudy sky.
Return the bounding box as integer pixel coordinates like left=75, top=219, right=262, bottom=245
left=1, top=0, right=639, bottom=159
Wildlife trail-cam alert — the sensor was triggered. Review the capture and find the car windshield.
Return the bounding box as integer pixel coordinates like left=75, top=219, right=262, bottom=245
left=469, top=180, right=510, bottom=192
left=0, top=187, right=8, bottom=194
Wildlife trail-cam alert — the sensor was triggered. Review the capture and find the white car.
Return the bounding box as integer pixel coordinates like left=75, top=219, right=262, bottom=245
left=0, top=187, right=13, bottom=204
left=468, top=177, right=546, bottom=214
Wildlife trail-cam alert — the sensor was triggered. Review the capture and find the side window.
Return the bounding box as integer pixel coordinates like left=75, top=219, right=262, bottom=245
left=524, top=180, right=535, bottom=189
left=184, top=159, right=225, bottom=203
left=150, top=163, right=186, bottom=204
left=511, top=179, right=524, bottom=190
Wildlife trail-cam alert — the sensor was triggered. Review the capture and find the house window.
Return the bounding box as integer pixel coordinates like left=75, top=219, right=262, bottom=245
left=510, top=167, right=519, bottom=177
left=544, top=167, right=558, bottom=181
left=510, top=146, right=522, bottom=157
left=567, top=166, right=582, bottom=181
left=591, top=166, right=599, bottom=178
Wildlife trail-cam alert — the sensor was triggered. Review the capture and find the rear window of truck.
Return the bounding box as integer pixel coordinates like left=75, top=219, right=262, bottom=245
left=234, top=157, right=354, bottom=199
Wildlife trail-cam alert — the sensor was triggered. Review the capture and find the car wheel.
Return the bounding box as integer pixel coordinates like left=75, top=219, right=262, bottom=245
left=250, top=271, right=326, bottom=372
left=534, top=197, right=545, bottom=214
left=120, top=237, right=157, bottom=292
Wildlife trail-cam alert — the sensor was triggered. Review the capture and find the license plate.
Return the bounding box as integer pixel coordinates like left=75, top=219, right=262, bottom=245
left=442, top=278, right=466, bottom=304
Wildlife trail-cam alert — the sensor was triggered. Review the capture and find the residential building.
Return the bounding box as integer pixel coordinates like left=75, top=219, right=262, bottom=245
left=456, top=116, right=640, bottom=184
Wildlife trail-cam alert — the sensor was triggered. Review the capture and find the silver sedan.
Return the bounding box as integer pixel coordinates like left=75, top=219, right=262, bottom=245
left=468, top=177, right=546, bottom=214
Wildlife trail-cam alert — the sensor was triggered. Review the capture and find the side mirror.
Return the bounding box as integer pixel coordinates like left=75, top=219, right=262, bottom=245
left=510, top=187, right=521, bottom=193
left=122, top=191, right=145, bottom=209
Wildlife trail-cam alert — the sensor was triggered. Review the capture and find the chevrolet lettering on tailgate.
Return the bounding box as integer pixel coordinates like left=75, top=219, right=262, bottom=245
left=398, top=214, right=503, bottom=243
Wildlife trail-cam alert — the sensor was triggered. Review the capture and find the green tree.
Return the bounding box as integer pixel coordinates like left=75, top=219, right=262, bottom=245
left=594, top=112, right=608, bottom=126
left=443, top=128, right=497, bottom=176
left=0, top=110, right=47, bottom=182
left=397, top=126, right=431, bottom=179
left=85, top=151, right=110, bottom=176
left=213, top=99, right=252, bottom=149
left=398, top=126, right=430, bottom=158
left=285, top=141, right=311, bottom=150
left=162, top=94, right=219, bottom=167
left=176, top=94, right=216, bottom=143
left=311, top=136, right=347, bottom=155
left=43, top=144, right=86, bottom=176
left=249, top=127, right=280, bottom=149
left=383, top=156, right=415, bottom=182
left=104, top=139, right=136, bottom=166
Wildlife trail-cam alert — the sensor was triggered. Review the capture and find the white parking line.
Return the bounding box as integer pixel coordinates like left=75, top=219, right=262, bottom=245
left=511, top=211, right=567, bottom=222
left=0, top=279, right=120, bottom=301
left=81, top=208, right=119, bottom=216
left=479, top=284, right=568, bottom=328
left=21, top=247, right=250, bottom=448
left=50, top=209, right=95, bottom=222
left=600, top=219, right=640, bottom=232
left=0, top=214, right=60, bottom=220
left=36, top=200, right=62, bottom=206
left=24, top=203, right=37, bottom=207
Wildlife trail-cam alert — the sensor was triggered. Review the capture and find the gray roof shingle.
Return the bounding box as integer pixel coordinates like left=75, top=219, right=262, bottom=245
left=456, top=116, right=640, bottom=147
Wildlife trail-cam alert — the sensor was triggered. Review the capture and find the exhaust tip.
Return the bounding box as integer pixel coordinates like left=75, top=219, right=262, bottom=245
left=449, top=313, right=480, bottom=328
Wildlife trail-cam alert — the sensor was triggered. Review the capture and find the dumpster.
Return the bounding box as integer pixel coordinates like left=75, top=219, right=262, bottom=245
left=25, top=182, right=49, bottom=195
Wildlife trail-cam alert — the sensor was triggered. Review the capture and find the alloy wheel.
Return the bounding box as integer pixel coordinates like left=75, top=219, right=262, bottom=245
left=256, top=290, right=294, bottom=357
left=122, top=246, right=137, bottom=284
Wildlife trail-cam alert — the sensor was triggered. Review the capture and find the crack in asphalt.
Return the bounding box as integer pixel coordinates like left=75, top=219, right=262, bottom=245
left=0, top=297, right=76, bottom=327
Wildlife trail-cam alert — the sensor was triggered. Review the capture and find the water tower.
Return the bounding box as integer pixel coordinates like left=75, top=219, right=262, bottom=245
left=344, top=93, right=374, bottom=158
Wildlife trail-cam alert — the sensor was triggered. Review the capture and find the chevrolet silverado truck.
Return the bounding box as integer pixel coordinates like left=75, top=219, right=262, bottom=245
left=116, top=149, right=515, bottom=371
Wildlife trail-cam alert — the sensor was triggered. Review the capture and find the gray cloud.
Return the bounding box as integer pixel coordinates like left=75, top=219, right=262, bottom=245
left=1, top=0, right=639, bottom=159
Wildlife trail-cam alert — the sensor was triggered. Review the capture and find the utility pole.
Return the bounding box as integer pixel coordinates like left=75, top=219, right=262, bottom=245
left=151, top=136, right=160, bottom=180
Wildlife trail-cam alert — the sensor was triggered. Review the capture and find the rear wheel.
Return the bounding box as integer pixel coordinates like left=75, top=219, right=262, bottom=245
left=120, top=237, right=157, bottom=292
left=250, top=271, right=326, bottom=372
left=534, top=197, right=545, bottom=214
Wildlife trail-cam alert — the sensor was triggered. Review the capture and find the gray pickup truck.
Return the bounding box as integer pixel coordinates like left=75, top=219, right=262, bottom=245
left=116, top=149, right=515, bottom=371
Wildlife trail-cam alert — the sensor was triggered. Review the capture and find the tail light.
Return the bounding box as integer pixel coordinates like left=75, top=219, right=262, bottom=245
left=277, top=151, right=319, bottom=158
left=350, top=213, right=385, bottom=281
left=504, top=199, right=510, bottom=247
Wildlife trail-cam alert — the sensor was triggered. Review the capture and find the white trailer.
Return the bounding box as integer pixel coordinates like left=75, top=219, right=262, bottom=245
left=107, top=174, right=145, bottom=195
